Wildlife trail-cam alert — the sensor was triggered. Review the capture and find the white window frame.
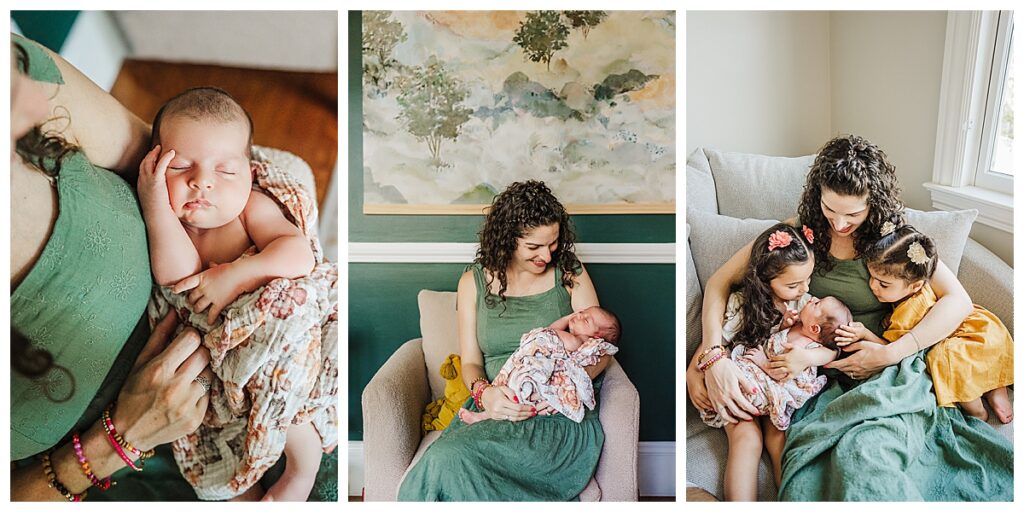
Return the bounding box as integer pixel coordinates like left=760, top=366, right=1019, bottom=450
left=926, top=11, right=1014, bottom=234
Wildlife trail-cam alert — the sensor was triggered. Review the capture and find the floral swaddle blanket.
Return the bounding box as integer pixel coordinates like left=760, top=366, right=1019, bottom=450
left=492, top=327, right=618, bottom=423
left=147, top=148, right=338, bottom=500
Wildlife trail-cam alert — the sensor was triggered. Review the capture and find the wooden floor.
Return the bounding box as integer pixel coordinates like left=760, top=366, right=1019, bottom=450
left=110, top=59, right=337, bottom=207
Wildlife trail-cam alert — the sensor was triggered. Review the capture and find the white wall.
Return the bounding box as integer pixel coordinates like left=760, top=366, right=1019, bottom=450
left=687, top=11, right=1013, bottom=265
left=686, top=11, right=831, bottom=157
left=114, top=11, right=338, bottom=72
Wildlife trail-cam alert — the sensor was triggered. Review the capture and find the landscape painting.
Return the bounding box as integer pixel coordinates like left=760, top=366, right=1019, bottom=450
left=362, top=10, right=676, bottom=214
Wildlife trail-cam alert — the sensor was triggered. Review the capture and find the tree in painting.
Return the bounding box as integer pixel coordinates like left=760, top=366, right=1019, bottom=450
left=512, top=11, right=570, bottom=71
left=396, top=56, right=473, bottom=168
left=362, top=11, right=406, bottom=88
left=563, top=10, right=607, bottom=40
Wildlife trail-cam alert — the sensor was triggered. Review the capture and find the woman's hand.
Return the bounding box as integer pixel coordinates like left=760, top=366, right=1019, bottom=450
left=138, top=145, right=174, bottom=214
left=113, top=311, right=212, bottom=451
left=704, top=357, right=760, bottom=423
left=766, top=341, right=812, bottom=382
left=480, top=385, right=534, bottom=422
left=824, top=341, right=896, bottom=380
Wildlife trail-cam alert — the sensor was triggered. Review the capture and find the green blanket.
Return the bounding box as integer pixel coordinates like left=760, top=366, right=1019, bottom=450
left=779, top=352, right=1013, bottom=501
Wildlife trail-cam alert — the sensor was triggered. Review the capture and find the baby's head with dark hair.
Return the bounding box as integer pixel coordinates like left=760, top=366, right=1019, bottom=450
left=150, top=87, right=254, bottom=158
left=815, top=297, right=852, bottom=350
left=569, top=306, right=622, bottom=344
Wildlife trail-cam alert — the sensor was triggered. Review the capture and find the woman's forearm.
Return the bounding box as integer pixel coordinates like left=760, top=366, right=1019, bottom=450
left=11, top=420, right=138, bottom=500
left=699, top=274, right=730, bottom=354
left=461, top=361, right=488, bottom=390
left=886, top=294, right=971, bottom=364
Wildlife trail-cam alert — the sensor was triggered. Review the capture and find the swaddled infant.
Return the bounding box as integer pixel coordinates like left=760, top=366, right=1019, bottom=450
left=459, top=306, right=620, bottom=424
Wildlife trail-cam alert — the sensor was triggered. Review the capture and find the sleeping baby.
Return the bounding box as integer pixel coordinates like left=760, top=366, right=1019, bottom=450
left=138, top=87, right=336, bottom=501
left=459, top=306, right=620, bottom=424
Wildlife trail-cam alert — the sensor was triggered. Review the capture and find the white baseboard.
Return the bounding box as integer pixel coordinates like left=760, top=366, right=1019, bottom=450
left=348, top=440, right=676, bottom=498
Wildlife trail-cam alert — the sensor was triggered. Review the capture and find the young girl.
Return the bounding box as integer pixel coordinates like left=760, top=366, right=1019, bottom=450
left=843, top=223, right=1014, bottom=423
left=697, top=223, right=845, bottom=501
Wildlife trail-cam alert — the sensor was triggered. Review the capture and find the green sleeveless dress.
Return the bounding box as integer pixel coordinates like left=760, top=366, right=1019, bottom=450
left=397, top=264, right=605, bottom=501
left=10, top=35, right=337, bottom=501
left=808, top=254, right=888, bottom=336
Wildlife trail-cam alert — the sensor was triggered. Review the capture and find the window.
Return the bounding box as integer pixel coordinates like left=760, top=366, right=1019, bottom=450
left=927, top=11, right=1014, bottom=233
left=974, top=11, right=1014, bottom=191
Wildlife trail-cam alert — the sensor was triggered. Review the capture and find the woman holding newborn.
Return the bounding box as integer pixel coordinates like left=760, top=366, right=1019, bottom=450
left=686, top=134, right=1013, bottom=500
left=398, top=180, right=610, bottom=501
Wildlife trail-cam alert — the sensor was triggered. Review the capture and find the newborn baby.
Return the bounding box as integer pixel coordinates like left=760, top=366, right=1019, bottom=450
left=459, top=306, right=621, bottom=424
left=702, top=296, right=851, bottom=431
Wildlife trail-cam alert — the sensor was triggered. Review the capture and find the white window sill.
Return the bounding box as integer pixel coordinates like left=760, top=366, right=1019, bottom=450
left=923, top=183, right=1013, bottom=233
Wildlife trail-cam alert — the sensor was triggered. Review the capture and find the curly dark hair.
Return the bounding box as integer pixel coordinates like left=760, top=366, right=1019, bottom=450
left=797, top=135, right=905, bottom=272
left=476, top=180, right=580, bottom=309
left=734, top=223, right=814, bottom=348
left=12, top=40, right=72, bottom=382
left=864, top=224, right=938, bottom=285
left=13, top=42, right=78, bottom=178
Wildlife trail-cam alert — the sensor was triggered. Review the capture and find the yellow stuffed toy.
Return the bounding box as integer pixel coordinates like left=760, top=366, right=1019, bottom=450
left=422, top=354, right=471, bottom=433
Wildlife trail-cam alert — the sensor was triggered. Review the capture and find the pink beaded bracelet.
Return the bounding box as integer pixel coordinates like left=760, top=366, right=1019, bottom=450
left=73, top=432, right=112, bottom=490
left=697, top=351, right=725, bottom=372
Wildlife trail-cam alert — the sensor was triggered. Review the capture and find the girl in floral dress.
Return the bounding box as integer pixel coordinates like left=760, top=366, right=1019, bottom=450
left=696, top=224, right=843, bottom=500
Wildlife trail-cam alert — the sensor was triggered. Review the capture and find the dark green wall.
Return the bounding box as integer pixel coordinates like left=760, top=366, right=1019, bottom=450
left=12, top=11, right=80, bottom=53
left=348, top=11, right=677, bottom=442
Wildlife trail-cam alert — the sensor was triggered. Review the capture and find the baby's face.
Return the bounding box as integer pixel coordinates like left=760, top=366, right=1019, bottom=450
left=160, top=116, right=252, bottom=230
left=797, top=296, right=845, bottom=340
left=568, top=307, right=612, bottom=340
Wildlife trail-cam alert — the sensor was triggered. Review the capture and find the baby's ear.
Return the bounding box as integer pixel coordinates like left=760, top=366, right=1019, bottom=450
left=810, top=324, right=822, bottom=334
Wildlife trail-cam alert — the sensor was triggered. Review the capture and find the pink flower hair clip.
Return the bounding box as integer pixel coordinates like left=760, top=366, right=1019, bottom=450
left=802, top=225, right=814, bottom=244
left=768, top=230, right=793, bottom=251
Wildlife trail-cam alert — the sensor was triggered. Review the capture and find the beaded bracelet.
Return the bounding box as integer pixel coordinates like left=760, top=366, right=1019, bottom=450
left=41, top=451, right=87, bottom=502
left=468, top=377, right=489, bottom=395
left=72, top=432, right=112, bottom=490
left=471, top=381, right=491, bottom=410
left=697, top=351, right=726, bottom=373
left=101, top=406, right=152, bottom=471
left=696, top=345, right=725, bottom=367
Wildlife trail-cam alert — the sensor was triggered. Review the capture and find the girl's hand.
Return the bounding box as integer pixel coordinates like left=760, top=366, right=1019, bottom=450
left=704, top=357, right=760, bottom=423
left=766, top=341, right=811, bottom=382
left=685, top=358, right=712, bottom=411
left=824, top=341, right=895, bottom=380
left=480, top=385, right=534, bottom=422
left=138, top=145, right=174, bottom=214
left=112, top=311, right=212, bottom=452
left=834, top=321, right=873, bottom=346
left=173, top=262, right=248, bottom=324
left=779, top=308, right=800, bottom=330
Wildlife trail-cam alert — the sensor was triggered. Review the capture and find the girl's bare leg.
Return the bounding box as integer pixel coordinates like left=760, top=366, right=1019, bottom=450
left=761, top=416, right=785, bottom=488
left=959, top=397, right=989, bottom=422
left=723, top=420, right=763, bottom=501
left=983, top=387, right=1013, bottom=423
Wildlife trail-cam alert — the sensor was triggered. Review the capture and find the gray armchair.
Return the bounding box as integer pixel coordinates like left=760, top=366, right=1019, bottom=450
left=362, top=290, right=641, bottom=501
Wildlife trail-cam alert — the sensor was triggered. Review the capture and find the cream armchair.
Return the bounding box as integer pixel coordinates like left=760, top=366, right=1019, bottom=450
left=361, top=290, right=641, bottom=501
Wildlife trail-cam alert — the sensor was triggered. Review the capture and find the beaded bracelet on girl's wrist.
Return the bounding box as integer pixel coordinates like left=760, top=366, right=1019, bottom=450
left=696, top=345, right=725, bottom=367
left=471, top=380, right=491, bottom=410
left=101, top=404, right=154, bottom=471
left=697, top=351, right=726, bottom=373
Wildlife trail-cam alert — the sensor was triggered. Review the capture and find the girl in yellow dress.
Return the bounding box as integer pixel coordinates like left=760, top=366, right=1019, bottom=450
left=841, top=223, right=1013, bottom=423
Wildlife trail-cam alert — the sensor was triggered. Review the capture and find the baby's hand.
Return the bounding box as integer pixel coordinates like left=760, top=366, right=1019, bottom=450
left=834, top=321, right=874, bottom=347
left=173, top=262, right=247, bottom=324
left=779, top=308, right=800, bottom=330
left=138, top=145, right=174, bottom=213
